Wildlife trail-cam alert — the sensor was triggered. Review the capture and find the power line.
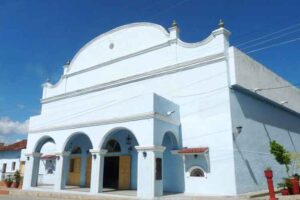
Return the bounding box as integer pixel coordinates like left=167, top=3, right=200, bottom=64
left=247, top=37, right=300, bottom=54
left=236, top=22, right=300, bottom=47
left=240, top=27, right=300, bottom=50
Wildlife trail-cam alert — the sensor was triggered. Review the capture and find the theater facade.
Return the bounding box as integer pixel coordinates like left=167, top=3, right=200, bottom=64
left=23, top=22, right=300, bottom=199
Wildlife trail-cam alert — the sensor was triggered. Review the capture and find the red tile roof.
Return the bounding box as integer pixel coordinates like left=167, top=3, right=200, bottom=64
left=0, top=140, right=27, bottom=152
left=177, top=147, right=208, bottom=154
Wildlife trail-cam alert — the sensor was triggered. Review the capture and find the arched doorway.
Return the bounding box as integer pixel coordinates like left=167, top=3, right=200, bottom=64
left=100, top=128, right=139, bottom=191
left=162, top=132, right=184, bottom=193
left=63, top=133, right=93, bottom=189
left=33, top=136, right=56, bottom=188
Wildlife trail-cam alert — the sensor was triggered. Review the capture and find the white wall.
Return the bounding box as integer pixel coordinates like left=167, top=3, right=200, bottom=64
left=228, top=47, right=300, bottom=113
left=25, top=23, right=237, bottom=196
left=0, top=151, right=21, bottom=181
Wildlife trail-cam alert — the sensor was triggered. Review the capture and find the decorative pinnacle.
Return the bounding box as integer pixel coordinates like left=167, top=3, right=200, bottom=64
left=218, top=19, right=224, bottom=28
left=65, top=60, right=71, bottom=65
left=172, top=20, right=177, bottom=27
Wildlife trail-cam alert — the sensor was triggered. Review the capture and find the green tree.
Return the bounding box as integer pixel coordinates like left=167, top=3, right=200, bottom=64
left=270, top=140, right=291, bottom=177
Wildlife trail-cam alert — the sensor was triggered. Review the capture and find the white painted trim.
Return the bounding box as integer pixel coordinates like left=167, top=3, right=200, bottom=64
left=28, top=112, right=180, bottom=134
left=55, top=152, right=71, bottom=157
left=89, top=149, right=108, bottom=155
left=25, top=152, right=42, bottom=157
left=135, top=145, right=166, bottom=152
left=42, top=53, right=225, bottom=103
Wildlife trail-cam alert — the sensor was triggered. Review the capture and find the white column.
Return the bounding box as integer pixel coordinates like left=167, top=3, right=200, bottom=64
left=89, top=149, right=107, bottom=194
left=135, top=146, right=165, bottom=199
left=23, top=152, right=41, bottom=189
left=54, top=151, right=70, bottom=191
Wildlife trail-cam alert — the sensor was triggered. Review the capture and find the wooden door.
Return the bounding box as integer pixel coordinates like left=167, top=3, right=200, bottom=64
left=118, top=156, right=131, bottom=190
left=19, top=161, right=25, bottom=176
left=85, top=156, right=92, bottom=187
left=67, top=157, right=81, bottom=186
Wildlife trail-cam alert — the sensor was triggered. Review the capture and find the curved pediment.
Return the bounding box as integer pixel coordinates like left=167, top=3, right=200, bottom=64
left=66, top=22, right=170, bottom=74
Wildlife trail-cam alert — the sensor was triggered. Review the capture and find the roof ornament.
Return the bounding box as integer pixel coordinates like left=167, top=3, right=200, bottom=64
left=65, top=60, right=71, bottom=65
left=172, top=20, right=178, bottom=27
left=218, top=19, right=224, bottom=28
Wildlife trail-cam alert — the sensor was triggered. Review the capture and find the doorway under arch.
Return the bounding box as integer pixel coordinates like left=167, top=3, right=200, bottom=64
left=100, top=128, right=139, bottom=191
left=63, top=133, right=93, bottom=190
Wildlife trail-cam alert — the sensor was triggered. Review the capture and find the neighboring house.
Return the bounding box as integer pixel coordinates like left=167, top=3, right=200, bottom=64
left=23, top=22, right=300, bottom=199
left=0, top=140, right=27, bottom=181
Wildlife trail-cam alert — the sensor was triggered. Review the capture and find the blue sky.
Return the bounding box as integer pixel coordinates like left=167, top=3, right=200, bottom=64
left=0, top=0, right=299, bottom=143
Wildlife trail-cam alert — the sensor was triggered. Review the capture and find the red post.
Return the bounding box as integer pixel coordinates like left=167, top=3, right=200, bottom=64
left=264, top=169, right=276, bottom=200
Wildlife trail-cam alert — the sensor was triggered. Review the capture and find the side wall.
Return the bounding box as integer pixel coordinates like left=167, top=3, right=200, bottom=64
left=230, top=89, right=300, bottom=194
left=0, top=151, right=21, bottom=181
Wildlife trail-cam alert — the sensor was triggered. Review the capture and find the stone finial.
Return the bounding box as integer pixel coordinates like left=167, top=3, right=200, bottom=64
left=218, top=19, right=224, bottom=28
left=172, top=20, right=178, bottom=27
left=65, top=60, right=71, bottom=65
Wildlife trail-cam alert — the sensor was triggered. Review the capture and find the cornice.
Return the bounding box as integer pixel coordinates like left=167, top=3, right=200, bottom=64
left=42, top=53, right=225, bottom=104
left=25, top=152, right=42, bottom=157
left=135, top=145, right=166, bottom=152
left=89, top=149, right=108, bottom=155
left=28, top=112, right=180, bottom=134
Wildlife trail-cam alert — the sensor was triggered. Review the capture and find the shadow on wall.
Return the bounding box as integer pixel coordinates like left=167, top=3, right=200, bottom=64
left=235, top=90, right=300, bottom=134
left=231, top=89, right=300, bottom=193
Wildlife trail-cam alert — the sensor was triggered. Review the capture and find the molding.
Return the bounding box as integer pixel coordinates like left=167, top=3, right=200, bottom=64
left=55, top=151, right=71, bottom=157
left=89, top=149, right=108, bottom=155
left=135, top=145, right=166, bottom=152
left=25, top=152, right=42, bottom=157
left=42, top=53, right=225, bottom=104
left=28, top=112, right=180, bottom=134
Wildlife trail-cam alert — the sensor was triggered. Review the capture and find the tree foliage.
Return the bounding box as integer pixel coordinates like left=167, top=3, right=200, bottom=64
left=270, top=140, right=291, bottom=176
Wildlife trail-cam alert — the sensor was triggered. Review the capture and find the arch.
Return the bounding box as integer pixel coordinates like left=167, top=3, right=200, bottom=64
left=188, top=166, right=206, bottom=178
left=33, top=135, right=56, bottom=153
left=161, top=131, right=179, bottom=149
left=62, top=132, right=93, bottom=152
left=99, top=127, right=139, bottom=149
left=62, top=132, right=93, bottom=188
left=100, top=127, right=139, bottom=190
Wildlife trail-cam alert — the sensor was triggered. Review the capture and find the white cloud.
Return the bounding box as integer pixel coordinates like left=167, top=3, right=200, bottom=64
left=0, top=117, right=28, bottom=135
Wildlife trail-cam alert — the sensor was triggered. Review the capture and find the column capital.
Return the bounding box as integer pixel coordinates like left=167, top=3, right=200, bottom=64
left=25, top=152, right=42, bottom=157
left=55, top=151, right=71, bottom=157
left=135, top=145, right=166, bottom=153
left=89, top=149, right=107, bottom=155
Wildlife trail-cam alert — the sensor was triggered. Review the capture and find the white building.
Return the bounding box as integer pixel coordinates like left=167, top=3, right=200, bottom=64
left=0, top=140, right=27, bottom=181
left=23, top=22, right=300, bottom=199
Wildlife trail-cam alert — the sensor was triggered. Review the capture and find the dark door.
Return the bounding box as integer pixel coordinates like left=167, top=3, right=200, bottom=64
left=103, top=156, right=119, bottom=189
